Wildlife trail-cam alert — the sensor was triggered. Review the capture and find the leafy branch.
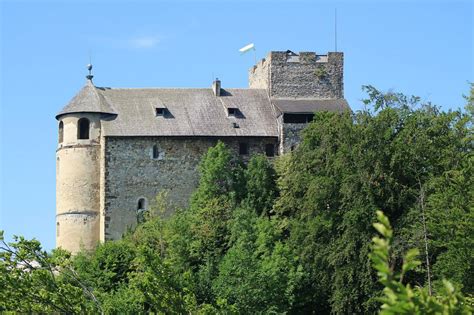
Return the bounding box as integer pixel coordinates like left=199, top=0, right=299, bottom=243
left=369, top=211, right=472, bottom=314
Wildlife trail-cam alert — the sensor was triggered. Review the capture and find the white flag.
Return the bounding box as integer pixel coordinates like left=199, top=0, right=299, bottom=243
left=239, top=43, right=255, bottom=54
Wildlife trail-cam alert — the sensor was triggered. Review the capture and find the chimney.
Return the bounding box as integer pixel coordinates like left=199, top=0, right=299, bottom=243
left=212, top=78, right=221, bottom=96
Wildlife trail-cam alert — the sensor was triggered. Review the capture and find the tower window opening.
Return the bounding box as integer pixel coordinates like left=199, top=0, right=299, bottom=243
left=77, top=118, right=90, bottom=139
left=239, top=142, right=249, bottom=155
left=56, top=222, right=60, bottom=237
left=137, top=198, right=147, bottom=211
left=58, top=121, right=64, bottom=143
left=265, top=144, right=275, bottom=157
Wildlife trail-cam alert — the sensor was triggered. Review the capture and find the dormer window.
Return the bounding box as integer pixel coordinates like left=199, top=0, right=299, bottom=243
left=228, top=108, right=241, bottom=117
left=156, top=108, right=166, bottom=116
left=228, top=108, right=237, bottom=116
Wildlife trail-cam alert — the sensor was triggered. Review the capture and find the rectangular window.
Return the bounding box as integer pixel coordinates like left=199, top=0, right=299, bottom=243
left=228, top=108, right=238, bottom=117
left=283, top=113, right=314, bottom=123
left=265, top=144, right=275, bottom=157
left=239, top=142, right=249, bottom=155
left=156, top=108, right=166, bottom=116
left=152, top=145, right=165, bottom=160
left=152, top=145, right=159, bottom=159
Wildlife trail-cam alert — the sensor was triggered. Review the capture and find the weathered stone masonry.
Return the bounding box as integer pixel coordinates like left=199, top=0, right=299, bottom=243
left=250, top=51, right=344, bottom=99
left=103, top=136, right=277, bottom=241
left=56, top=50, right=349, bottom=253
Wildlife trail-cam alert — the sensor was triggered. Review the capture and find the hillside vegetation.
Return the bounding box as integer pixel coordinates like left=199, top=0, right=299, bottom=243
left=1, top=86, right=473, bottom=314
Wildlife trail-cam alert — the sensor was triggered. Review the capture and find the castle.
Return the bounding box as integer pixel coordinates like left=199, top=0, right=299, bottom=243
left=56, top=50, right=349, bottom=253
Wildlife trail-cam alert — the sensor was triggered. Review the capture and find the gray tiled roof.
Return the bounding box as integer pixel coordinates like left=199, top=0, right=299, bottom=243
left=57, top=82, right=351, bottom=137
left=272, top=98, right=350, bottom=113
left=56, top=80, right=117, bottom=118
left=59, top=85, right=279, bottom=137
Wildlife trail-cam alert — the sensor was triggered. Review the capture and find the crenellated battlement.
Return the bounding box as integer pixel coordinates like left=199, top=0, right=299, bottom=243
left=249, top=50, right=344, bottom=99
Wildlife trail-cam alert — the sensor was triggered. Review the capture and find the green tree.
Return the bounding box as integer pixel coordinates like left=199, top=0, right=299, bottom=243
left=244, top=154, right=278, bottom=217
left=0, top=231, right=98, bottom=313
left=190, top=141, right=236, bottom=211
left=370, top=210, right=472, bottom=314
left=212, top=206, right=301, bottom=313
left=275, top=86, right=473, bottom=313
left=73, top=239, right=136, bottom=293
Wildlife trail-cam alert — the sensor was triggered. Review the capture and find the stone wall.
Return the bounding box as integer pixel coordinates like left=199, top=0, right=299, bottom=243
left=249, top=51, right=344, bottom=99
left=281, top=123, right=307, bottom=153
left=249, top=57, right=270, bottom=90
left=103, top=136, right=277, bottom=241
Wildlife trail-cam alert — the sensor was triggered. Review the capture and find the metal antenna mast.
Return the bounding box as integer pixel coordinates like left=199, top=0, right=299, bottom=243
left=335, top=8, right=338, bottom=52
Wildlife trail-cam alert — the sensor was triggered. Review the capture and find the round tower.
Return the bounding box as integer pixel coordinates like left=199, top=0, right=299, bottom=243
left=56, top=67, right=116, bottom=253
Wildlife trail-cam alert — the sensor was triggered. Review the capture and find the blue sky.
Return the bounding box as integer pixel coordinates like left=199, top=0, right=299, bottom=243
left=1, top=0, right=472, bottom=250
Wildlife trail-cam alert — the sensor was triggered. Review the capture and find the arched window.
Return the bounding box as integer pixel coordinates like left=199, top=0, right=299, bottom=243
left=137, top=198, right=147, bottom=211
left=152, top=145, right=159, bottom=159
left=56, top=222, right=60, bottom=237
left=136, top=197, right=148, bottom=224
left=58, top=121, right=64, bottom=143
left=77, top=118, right=90, bottom=140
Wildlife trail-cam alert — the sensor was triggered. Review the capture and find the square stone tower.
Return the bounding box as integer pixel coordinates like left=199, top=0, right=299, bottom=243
left=249, top=50, right=343, bottom=99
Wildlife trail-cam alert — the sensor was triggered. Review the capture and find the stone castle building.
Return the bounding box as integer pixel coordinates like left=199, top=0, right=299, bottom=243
left=56, top=50, right=349, bottom=253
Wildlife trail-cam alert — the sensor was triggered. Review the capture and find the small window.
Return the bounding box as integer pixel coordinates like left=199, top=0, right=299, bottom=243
left=137, top=198, right=147, bottom=211
left=137, top=198, right=148, bottom=224
left=152, top=145, right=165, bottom=160
left=58, top=121, right=64, bottom=143
left=77, top=118, right=90, bottom=139
left=156, top=108, right=166, bottom=116
left=152, top=145, right=159, bottom=159
left=228, top=108, right=238, bottom=117
left=265, top=144, right=275, bottom=157
left=283, top=113, right=314, bottom=124
left=239, top=142, right=249, bottom=155
left=56, top=222, right=60, bottom=237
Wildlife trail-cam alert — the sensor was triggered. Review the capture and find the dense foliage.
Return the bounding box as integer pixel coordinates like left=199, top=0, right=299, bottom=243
left=370, top=210, right=471, bottom=314
left=1, top=86, right=472, bottom=313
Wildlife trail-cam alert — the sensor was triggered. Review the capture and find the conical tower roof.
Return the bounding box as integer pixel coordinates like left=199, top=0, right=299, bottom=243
left=56, top=79, right=117, bottom=119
